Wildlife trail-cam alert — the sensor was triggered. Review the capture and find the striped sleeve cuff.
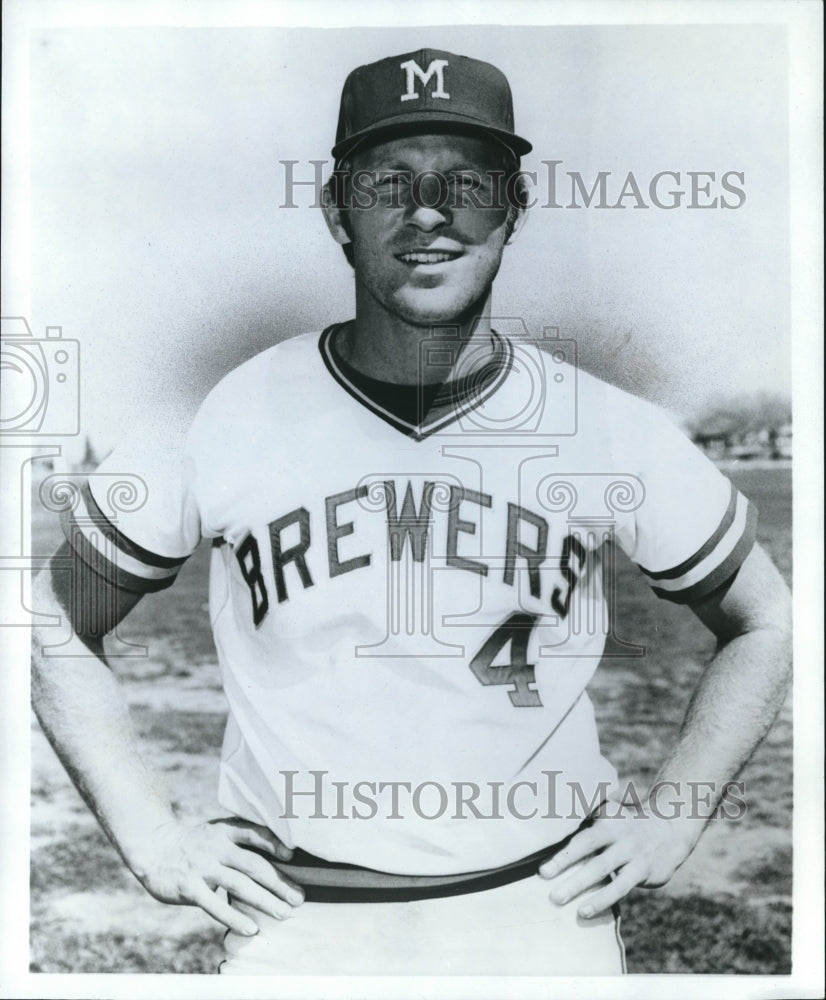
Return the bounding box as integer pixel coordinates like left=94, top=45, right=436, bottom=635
left=638, top=483, right=758, bottom=605
left=60, top=480, right=189, bottom=594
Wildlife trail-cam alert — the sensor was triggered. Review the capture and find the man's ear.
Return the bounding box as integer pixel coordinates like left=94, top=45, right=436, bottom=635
left=505, top=204, right=528, bottom=245
left=321, top=179, right=351, bottom=246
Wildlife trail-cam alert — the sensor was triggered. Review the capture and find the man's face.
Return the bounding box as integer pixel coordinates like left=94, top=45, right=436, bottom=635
left=344, top=133, right=514, bottom=327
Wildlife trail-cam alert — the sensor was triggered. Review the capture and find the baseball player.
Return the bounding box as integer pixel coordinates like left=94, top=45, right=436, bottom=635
left=32, top=49, right=792, bottom=976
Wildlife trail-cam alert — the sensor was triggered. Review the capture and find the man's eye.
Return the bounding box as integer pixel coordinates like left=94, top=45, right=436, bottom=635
left=452, top=173, right=487, bottom=191
left=376, top=173, right=409, bottom=188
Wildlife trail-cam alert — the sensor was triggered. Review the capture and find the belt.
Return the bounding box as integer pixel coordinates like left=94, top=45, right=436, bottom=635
left=264, top=827, right=581, bottom=903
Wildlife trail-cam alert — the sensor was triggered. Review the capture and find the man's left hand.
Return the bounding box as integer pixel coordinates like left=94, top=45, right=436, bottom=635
left=538, top=803, right=700, bottom=918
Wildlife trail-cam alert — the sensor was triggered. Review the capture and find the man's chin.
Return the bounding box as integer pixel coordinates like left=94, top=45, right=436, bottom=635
left=392, top=291, right=482, bottom=328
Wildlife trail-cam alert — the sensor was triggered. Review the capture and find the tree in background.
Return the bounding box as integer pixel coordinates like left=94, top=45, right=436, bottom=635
left=687, top=392, right=792, bottom=459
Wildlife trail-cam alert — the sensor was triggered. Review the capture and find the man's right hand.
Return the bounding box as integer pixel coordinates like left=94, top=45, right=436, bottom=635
left=128, top=816, right=305, bottom=935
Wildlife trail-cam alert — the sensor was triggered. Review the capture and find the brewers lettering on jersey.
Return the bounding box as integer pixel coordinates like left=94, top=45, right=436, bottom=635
left=32, top=48, right=792, bottom=977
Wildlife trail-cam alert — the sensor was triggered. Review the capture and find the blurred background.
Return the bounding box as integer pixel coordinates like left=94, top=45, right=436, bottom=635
left=24, top=23, right=790, bottom=462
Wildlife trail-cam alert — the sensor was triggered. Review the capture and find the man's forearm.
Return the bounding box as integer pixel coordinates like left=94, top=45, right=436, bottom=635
left=650, top=622, right=792, bottom=825
left=31, top=556, right=177, bottom=872
left=31, top=564, right=303, bottom=933
left=540, top=545, right=793, bottom=913
left=539, top=626, right=792, bottom=913
left=31, top=629, right=178, bottom=870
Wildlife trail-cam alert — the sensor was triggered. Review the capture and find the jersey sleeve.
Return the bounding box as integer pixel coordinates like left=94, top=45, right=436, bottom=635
left=60, top=426, right=203, bottom=594
left=612, top=402, right=758, bottom=605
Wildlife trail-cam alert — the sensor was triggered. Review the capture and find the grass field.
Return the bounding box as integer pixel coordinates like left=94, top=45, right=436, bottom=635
left=29, top=463, right=793, bottom=975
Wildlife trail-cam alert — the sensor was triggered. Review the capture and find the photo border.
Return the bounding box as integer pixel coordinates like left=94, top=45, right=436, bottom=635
left=2, top=1, right=822, bottom=998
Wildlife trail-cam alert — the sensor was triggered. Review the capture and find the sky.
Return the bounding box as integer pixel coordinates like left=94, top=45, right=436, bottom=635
left=23, top=20, right=790, bottom=452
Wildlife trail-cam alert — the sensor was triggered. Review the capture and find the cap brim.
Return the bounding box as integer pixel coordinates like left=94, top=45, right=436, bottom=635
left=332, top=110, right=532, bottom=162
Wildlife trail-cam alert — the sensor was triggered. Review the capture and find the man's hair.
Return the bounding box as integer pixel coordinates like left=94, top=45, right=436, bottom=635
left=325, top=138, right=531, bottom=269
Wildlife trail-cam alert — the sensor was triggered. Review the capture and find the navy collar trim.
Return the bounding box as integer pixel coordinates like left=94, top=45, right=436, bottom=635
left=318, top=323, right=513, bottom=441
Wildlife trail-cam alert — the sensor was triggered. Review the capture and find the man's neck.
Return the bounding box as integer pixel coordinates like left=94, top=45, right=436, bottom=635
left=338, top=288, right=496, bottom=385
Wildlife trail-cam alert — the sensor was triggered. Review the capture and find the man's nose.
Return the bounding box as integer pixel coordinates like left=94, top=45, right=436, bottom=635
left=406, top=172, right=452, bottom=230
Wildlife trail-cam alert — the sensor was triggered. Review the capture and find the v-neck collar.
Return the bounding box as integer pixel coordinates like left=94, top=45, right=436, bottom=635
left=318, top=323, right=514, bottom=441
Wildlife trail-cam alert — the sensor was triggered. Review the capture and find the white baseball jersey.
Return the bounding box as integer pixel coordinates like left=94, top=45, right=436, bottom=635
left=63, top=327, right=757, bottom=875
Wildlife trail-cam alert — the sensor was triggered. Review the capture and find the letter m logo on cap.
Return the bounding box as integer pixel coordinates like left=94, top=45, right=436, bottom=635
left=400, top=58, right=450, bottom=102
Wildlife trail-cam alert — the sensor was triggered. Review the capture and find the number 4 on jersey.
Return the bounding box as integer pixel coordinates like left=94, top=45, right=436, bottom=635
left=469, top=612, right=542, bottom=707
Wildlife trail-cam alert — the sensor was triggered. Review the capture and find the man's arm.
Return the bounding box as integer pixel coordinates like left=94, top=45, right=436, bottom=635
left=31, top=544, right=304, bottom=935
left=538, top=542, right=792, bottom=917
